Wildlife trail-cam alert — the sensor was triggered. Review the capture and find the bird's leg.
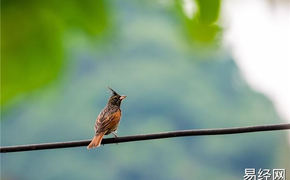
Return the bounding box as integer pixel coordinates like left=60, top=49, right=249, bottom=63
left=112, top=132, right=118, bottom=138
left=112, top=131, right=119, bottom=145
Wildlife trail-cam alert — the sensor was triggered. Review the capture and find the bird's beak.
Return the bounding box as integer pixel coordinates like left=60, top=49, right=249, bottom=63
left=119, top=95, right=127, bottom=100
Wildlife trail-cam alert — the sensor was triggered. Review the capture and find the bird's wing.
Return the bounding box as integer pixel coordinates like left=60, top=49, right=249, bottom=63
left=94, top=109, right=106, bottom=132
left=95, top=109, right=121, bottom=133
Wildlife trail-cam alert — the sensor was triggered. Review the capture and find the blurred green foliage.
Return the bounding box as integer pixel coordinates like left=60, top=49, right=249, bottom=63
left=1, top=0, right=108, bottom=105
left=1, top=0, right=223, bottom=106
left=175, top=0, right=221, bottom=44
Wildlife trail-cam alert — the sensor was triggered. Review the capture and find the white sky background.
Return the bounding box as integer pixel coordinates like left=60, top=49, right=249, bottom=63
left=183, top=0, right=290, bottom=123
left=222, top=0, right=290, bottom=123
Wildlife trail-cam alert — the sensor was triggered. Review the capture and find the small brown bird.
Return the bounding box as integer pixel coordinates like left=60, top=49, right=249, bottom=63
left=87, top=87, right=127, bottom=149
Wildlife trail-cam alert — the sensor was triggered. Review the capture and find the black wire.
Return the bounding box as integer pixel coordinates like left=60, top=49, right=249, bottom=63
left=1, top=123, right=290, bottom=153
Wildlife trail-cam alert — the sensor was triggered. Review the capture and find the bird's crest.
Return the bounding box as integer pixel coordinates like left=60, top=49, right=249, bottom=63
left=108, top=87, right=120, bottom=96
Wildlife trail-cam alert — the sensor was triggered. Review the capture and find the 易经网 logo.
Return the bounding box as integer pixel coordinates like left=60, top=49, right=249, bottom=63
left=244, top=168, right=285, bottom=180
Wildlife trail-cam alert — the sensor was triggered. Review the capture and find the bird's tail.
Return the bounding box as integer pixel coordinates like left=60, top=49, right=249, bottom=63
left=87, top=132, right=105, bottom=149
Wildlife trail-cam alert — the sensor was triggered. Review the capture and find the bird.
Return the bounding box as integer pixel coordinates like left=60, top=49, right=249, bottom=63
left=87, top=87, right=127, bottom=149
